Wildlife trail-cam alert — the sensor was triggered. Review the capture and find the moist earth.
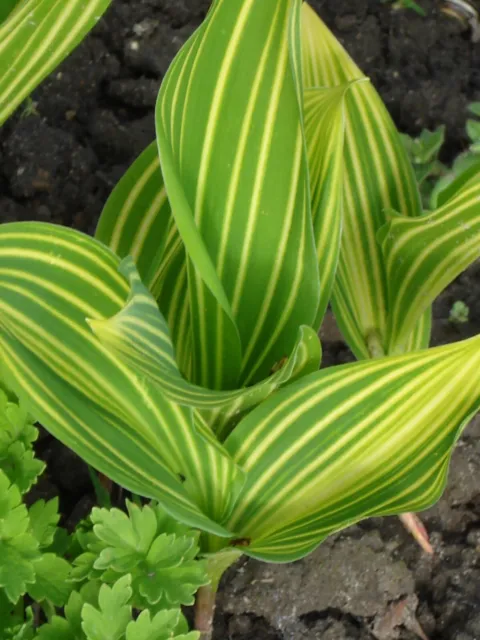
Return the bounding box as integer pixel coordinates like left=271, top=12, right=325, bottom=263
left=1, top=0, right=480, bottom=638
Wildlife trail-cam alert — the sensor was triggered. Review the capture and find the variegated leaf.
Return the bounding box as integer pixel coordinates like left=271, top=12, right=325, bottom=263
left=94, top=142, right=192, bottom=376
left=0, top=222, right=242, bottom=532
left=95, top=142, right=173, bottom=291
left=380, top=173, right=480, bottom=353
left=304, top=81, right=366, bottom=329
left=223, top=337, right=480, bottom=561
left=301, top=3, right=430, bottom=358
left=0, top=0, right=113, bottom=125
left=156, top=0, right=320, bottom=389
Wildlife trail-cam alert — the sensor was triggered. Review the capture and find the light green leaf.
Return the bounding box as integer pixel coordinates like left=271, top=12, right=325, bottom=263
left=380, top=173, right=480, bottom=353
left=156, top=0, right=319, bottom=388
left=91, top=501, right=158, bottom=573
left=89, top=501, right=208, bottom=609
left=400, top=126, right=445, bottom=166
left=126, top=609, right=199, bottom=640
left=0, top=0, right=113, bottom=125
left=36, top=617, right=76, bottom=640
left=0, top=222, right=239, bottom=534
left=134, top=532, right=207, bottom=607
left=28, top=498, right=60, bottom=548
left=0, top=470, right=39, bottom=602
left=81, top=575, right=132, bottom=640
left=466, top=118, right=480, bottom=144
left=468, top=102, right=480, bottom=117
left=301, top=3, right=429, bottom=358
left=222, top=335, right=480, bottom=562
left=27, top=553, right=72, bottom=606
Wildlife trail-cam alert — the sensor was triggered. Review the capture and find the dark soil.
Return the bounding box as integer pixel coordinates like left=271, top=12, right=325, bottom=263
left=1, top=0, right=480, bottom=638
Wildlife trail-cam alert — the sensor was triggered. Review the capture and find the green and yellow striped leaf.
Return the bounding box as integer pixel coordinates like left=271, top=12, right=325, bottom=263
left=304, top=81, right=364, bottom=329
left=380, top=173, right=480, bottom=354
left=89, top=257, right=321, bottom=426
left=0, top=222, right=242, bottom=533
left=301, top=4, right=430, bottom=358
left=156, top=0, right=320, bottom=389
left=223, top=336, right=480, bottom=561
left=95, top=142, right=173, bottom=292
left=94, top=142, right=192, bottom=376
left=0, top=0, right=113, bottom=126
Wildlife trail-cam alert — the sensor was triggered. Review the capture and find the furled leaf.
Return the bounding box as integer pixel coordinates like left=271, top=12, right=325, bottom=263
left=81, top=575, right=132, bottom=640
left=0, top=222, right=240, bottom=534
left=380, top=172, right=480, bottom=353
left=0, top=0, right=113, bottom=125
left=89, top=257, right=321, bottom=425
left=304, top=83, right=352, bottom=328
left=125, top=609, right=199, bottom=640
left=301, top=3, right=429, bottom=358
left=156, top=0, right=320, bottom=388
left=0, top=470, right=39, bottom=602
left=27, top=553, right=72, bottom=606
left=222, top=335, right=480, bottom=562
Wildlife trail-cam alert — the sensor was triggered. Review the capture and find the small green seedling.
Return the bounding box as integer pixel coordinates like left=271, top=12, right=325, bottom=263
left=400, top=126, right=446, bottom=207
left=382, top=0, right=426, bottom=16
left=430, top=102, right=480, bottom=208
left=449, top=301, right=470, bottom=324
left=21, top=96, right=40, bottom=119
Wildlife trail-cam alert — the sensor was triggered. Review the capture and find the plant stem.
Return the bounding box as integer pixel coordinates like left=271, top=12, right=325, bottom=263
left=194, top=549, right=241, bottom=639
left=195, top=583, right=218, bottom=640
left=366, top=329, right=385, bottom=359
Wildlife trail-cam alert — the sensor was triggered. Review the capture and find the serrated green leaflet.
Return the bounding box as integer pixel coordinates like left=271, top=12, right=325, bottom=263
left=0, top=223, right=242, bottom=534
left=223, top=336, right=480, bottom=561
left=381, top=174, right=480, bottom=353
left=156, top=0, right=319, bottom=389
left=0, top=0, right=113, bottom=125
left=301, top=3, right=430, bottom=358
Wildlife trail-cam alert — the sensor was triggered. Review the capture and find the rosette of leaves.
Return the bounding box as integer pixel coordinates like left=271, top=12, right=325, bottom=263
left=70, top=500, right=208, bottom=612
left=1, top=3, right=480, bottom=634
